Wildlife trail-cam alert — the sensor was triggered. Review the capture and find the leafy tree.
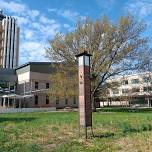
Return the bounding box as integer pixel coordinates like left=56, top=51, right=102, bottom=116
left=46, top=15, right=151, bottom=111
left=48, top=62, right=78, bottom=98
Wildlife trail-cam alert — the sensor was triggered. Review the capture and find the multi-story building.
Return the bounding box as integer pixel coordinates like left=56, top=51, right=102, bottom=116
left=0, top=10, right=19, bottom=69
left=104, top=72, right=152, bottom=107
left=0, top=62, right=78, bottom=109
left=0, top=61, right=151, bottom=108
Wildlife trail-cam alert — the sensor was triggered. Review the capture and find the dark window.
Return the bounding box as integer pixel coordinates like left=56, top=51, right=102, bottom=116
left=46, top=83, right=49, bottom=89
left=46, top=95, right=49, bottom=104
left=73, top=96, right=76, bottom=104
left=56, top=97, right=59, bottom=105
left=132, top=88, right=140, bottom=93
left=143, top=87, right=152, bottom=92
left=112, top=89, right=119, bottom=94
left=34, top=95, right=38, bottom=105
left=122, top=89, right=129, bottom=94
left=131, top=79, right=139, bottom=84
left=35, top=82, right=38, bottom=89
left=65, top=98, right=68, bottom=105
left=143, top=77, right=151, bottom=83
left=122, top=80, right=128, bottom=85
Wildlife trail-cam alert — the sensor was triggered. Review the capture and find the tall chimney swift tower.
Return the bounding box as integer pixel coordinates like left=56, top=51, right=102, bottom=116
left=76, top=51, right=92, bottom=139
left=0, top=9, right=19, bottom=69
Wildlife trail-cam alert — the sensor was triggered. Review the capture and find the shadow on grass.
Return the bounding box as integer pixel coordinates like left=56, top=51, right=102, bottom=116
left=93, top=132, right=115, bottom=138
left=97, top=107, right=152, bottom=113
left=91, top=122, right=152, bottom=139
left=0, top=117, right=36, bottom=123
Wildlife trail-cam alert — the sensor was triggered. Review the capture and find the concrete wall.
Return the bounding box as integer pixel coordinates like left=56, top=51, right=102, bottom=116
left=0, top=107, right=56, bottom=113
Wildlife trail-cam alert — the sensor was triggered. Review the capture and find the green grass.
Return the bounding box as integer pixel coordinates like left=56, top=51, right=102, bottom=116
left=1, top=110, right=152, bottom=151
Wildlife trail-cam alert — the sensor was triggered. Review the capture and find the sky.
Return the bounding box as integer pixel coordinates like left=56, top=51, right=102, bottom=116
left=0, top=0, right=152, bottom=65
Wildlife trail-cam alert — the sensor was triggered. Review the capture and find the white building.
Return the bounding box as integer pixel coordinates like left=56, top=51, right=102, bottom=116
left=104, top=72, right=152, bottom=107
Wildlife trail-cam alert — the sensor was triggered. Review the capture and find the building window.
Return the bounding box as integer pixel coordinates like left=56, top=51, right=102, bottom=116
left=143, top=77, right=151, bottom=83
left=143, top=87, right=152, bottom=92
left=34, top=95, right=38, bottom=105
left=65, top=98, right=68, bottom=105
left=122, top=89, right=129, bottom=94
left=122, top=80, right=128, bottom=85
left=46, top=95, right=49, bottom=104
left=132, top=88, right=140, bottom=93
left=112, top=89, right=119, bottom=94
left=35, top=82, right=38, bottom=89
left=46, top=83, right=49, bottom=89
left=56, top=97, right=59, bottom=105
left=131, top=79, right=139, bottom=84
left=73, top=96, right=76, bottom=104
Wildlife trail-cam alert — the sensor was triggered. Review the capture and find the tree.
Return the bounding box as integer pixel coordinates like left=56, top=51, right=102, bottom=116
left=46, top=15, right=152, bottom=111
left=48, top=62, right=78, bottom=99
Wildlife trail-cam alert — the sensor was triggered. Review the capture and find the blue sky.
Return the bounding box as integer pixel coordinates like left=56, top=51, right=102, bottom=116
left=0, top=0, right=152, bottom=65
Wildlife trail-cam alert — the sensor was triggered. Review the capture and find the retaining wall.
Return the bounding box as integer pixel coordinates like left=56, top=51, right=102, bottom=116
left=0, top=107, right=56, bottom=113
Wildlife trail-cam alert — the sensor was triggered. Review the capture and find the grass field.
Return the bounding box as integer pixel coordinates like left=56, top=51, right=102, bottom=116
left=1, top=109, right=152, bottom=152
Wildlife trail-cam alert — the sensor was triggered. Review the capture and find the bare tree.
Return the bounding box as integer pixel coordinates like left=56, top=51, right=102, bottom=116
left=46, top=15, right=152, bottom=111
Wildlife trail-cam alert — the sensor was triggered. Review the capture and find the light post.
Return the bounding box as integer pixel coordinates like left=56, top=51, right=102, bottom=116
left=76, top=51, right=92, bottom=139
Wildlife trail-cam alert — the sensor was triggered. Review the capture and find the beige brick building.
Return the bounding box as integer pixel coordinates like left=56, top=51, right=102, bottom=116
left=102, top=72, right=152, bottom=107
left=0, top=62, right=78, bottom=109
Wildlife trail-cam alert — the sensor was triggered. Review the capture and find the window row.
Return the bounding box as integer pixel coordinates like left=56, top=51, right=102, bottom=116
left=35, top=82, right=50, bottom=89
left=34, top=95, right=50, bottom=105
left=56, top=96, right=77, bottom=105
left=34, top=96, right=77, bottom=105
left=122, top=77, right=151, bottom=85
left=112, top=86, right=152, bottom=94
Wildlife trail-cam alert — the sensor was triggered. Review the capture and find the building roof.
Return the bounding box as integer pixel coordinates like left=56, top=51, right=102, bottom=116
left=16, top=62, right=59, bottom=74
left=16, top=62, right=52, bottom=70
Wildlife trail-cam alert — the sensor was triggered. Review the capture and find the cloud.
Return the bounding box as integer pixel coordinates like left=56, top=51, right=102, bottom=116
left=39, top=15, right=56, bottom=24
left=0, top=0, right=62, bottom=65
left=24, top=29, right=34, bottom=39
left=63, top=24, right=74, bottom=31
left=0, top=0, right=27, bottom=14
left=20, top=41, right=49, bottom=64
left=13, top=16, right=30, bottom=26
left=48, top=8, right=81, bottom=21
left=61, top=10, right=79, bottom=21
left=0, top=1, right=82, bottom=65
left=125, top=0, right=152, bottom=18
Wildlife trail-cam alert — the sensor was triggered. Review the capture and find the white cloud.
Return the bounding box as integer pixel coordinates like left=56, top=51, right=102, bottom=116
left=30, top=10, right=39, bottom=17
left=0, top=0, right=62, bottom=65
left=24, top=30, right=34, bottom=39
left=48, top=8, right=80, bottom=21
left=63, top=24, right=74, bottom=31
left=61, top=10, right=79, bottom=20
left=0, top=0, right=27, bottom=14
left=20, top=41, right=48, bottom=64
left=13, top=16, right=30, bottom=26
left=39, top=15, right=55, bottom=24
left=1, top=1, right=80, bottom=65
left=125, top=0, right=152, bottom=18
